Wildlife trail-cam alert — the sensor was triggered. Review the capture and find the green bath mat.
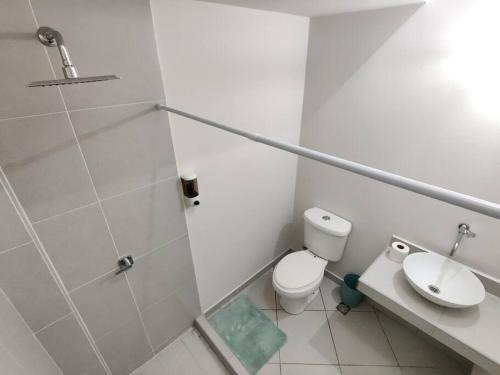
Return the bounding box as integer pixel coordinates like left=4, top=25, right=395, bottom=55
left=209, top=295, right=286, bottom=375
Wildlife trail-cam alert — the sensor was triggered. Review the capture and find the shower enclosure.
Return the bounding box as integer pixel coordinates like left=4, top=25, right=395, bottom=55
left=0, top=0, right=201, bottom=374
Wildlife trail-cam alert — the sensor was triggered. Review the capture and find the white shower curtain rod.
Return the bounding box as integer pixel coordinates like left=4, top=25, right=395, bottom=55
left=155, top=104, right=500, bottom=220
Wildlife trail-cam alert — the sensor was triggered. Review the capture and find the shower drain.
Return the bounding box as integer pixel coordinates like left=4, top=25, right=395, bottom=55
left=428, top=284, right=440, bottom=294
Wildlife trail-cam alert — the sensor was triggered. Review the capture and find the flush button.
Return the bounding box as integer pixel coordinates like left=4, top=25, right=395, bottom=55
left=322, top=215, right=331, bottom=221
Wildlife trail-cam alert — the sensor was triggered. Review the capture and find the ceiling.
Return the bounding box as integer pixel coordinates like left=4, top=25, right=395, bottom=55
left=198, top=0, right=425, bottom=17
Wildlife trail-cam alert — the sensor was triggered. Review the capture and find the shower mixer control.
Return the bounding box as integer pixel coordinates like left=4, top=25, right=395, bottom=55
left=116, top=256, right=134, bottom=274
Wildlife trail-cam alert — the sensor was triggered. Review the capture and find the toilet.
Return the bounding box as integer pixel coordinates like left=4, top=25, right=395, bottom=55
left=273, top=207, right=352, bottom=314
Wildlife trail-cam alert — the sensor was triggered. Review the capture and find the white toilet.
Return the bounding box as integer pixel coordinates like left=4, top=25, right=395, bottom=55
left=273, top=207, right=352, bottom=314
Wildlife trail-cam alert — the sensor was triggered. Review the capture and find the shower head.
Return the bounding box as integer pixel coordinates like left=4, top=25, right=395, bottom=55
left=28, top=75, right=120, bottom=88
left=27, top=27, right=120, bottom=87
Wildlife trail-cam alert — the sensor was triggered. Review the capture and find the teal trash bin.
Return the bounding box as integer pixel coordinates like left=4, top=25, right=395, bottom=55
left=340, top=273, right=364, bottom=308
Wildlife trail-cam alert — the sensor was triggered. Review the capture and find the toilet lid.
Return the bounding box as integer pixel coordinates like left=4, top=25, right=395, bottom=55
left=274, top=251, right=326, bottom=290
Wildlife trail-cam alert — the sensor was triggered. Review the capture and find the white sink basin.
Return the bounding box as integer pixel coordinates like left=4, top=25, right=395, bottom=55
left=403, top=252, right=485, bottom=308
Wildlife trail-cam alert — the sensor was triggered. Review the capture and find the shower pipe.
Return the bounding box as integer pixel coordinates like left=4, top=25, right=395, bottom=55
left=155, top=104, right=500, bottom=220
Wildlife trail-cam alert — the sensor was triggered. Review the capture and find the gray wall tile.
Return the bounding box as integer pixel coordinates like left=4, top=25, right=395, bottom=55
left=97, top=317, right=152, bottom=375
left=70, top=102, right=177, bottom=199
left=102, top=178, right=187, bottom=257
left=0, top=243, right=70, bottom=332
left=127, top=236, right=196, bottom=310
left=0, top=185, right=30, bottom=252
left=0, top=113, right=96, bottom=222
left=0, top=289, right=62, bottom=375
left=29, top=0, right=164, bottom=110
left=70, top=271, right=139, bottom=340
left=84, top=362, right=108, bottom=375
left=0, top=0, right=64, bottom=120
left=36, top=314, right=100, bottom=375
left=34, top=203, right=118, bottom=291
left=142, top=278, right=201, bottom=351
left=0, top=344, right=26, bottom=375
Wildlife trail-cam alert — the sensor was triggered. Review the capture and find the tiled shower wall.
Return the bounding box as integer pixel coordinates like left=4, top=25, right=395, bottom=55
left=0, top=0, right=201, bottom=374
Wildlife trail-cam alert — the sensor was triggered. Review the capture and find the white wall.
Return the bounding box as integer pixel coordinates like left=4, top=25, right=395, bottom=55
left=151, top=0, right=309, bottom=310
left=295, top=0, right=500, bottom=280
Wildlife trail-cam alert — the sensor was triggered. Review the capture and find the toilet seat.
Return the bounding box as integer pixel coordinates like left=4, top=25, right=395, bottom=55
left=273, top=251, right=327, bottom=298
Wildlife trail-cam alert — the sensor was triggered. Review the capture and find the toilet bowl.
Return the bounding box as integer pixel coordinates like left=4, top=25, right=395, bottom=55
left=273, top=207, right=352, bottom=314
left=273, top=250, right=327, bottom=314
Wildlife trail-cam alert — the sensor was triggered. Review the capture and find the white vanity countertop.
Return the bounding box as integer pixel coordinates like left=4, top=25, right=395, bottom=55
left=359, top=248, right=500, bottom=375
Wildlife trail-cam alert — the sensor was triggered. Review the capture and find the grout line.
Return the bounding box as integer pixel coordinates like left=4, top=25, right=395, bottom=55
left=0, top=110, right=68, bottom=123
left=66, top=98, right=165, bottom=114
left=99, top=175, right=178, bottom=203
left=0, top=100, right=165, bottom=124
left=31, top=174, right=178, bottom=225
left=319, top=286, right=342, bottom=374
left=34, top=312, right=72, bottom=334
left=274, top=291, right=283, bottom=375
left=0, top=241, right=33, bottom=255
left=18, top=5, right=113, bottom=372
left=0, top=165, right=112, bottom=374
left=374, top=310, right=401, bottom=367
left=68, top=233, right=188, bottom=294
left=31, top=201, right=99, bottom=225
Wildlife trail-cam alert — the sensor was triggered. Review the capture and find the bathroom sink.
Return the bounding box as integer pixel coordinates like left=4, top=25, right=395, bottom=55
left=403, top=252, right=485, bottom=308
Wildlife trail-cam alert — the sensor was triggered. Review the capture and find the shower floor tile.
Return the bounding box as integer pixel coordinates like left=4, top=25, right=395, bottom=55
left=132, top=270, right=469, bottom=375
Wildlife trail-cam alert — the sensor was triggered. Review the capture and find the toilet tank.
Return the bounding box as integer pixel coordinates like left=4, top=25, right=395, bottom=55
left=304, top=207, right=352, bottom=262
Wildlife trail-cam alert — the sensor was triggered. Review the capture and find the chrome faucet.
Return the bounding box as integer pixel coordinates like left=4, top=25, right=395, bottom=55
left=449, top=223, right=476, bottom=257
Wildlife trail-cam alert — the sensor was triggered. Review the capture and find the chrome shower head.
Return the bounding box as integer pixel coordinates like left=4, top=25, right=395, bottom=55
left=28, top=75, right=120, bottom=88
left=27, top=27, right=120, bottom=87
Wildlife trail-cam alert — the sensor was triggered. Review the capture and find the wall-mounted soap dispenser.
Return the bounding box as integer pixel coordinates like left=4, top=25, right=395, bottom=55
left=181, top=173, right=200, bottom=207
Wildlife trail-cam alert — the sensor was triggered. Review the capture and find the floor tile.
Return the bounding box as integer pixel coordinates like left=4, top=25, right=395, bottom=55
left=181, top=329, right=229, bottom=375
left=320, top=277, right=373, bottom=311
left=156, top=338, right=204, bottom=375
left=328, top=311, right=397, bottom=366
left=261, top=310, right=280, bottom=364
left=341, top=366, right=402, bottom=375
left=258, top=363, right=281, bottom=375
left=281, top=364, right=341, bottom=375
left=244, top=272, right=276, bottom=309
left=278, top=310, right=337, bottom=365
left=378, top=313, right=461, bottom=368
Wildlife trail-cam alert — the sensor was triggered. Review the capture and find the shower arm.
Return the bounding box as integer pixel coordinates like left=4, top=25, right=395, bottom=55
left=156, top=104, right=500, bottom=220
left=38, top=26, right=79, bottom=79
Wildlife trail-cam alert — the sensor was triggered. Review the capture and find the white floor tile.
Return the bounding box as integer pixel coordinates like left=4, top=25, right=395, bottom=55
left=328, top=311, right=397, bottom=366
left=341, top=365, right=403, bottom=375
left=281, top=364, right=341, bottom=375
left=181, top=329, right=229, bottom=375
left=378, top=313, right=461, bottom=369
left=261, top=310, right=280, bottom=364
left=156, top=338, right=204, bottom=375
left=320, top=277, right=373, bottom=311
left=278, top=310, right=338, bottom=365
left=244, top=273, right=276, bottom=309
left=257, top=363, right=281, bottom=375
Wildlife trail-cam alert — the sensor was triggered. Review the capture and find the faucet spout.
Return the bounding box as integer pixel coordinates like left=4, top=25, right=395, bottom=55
left=449, top=223, right=476, bottom=257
